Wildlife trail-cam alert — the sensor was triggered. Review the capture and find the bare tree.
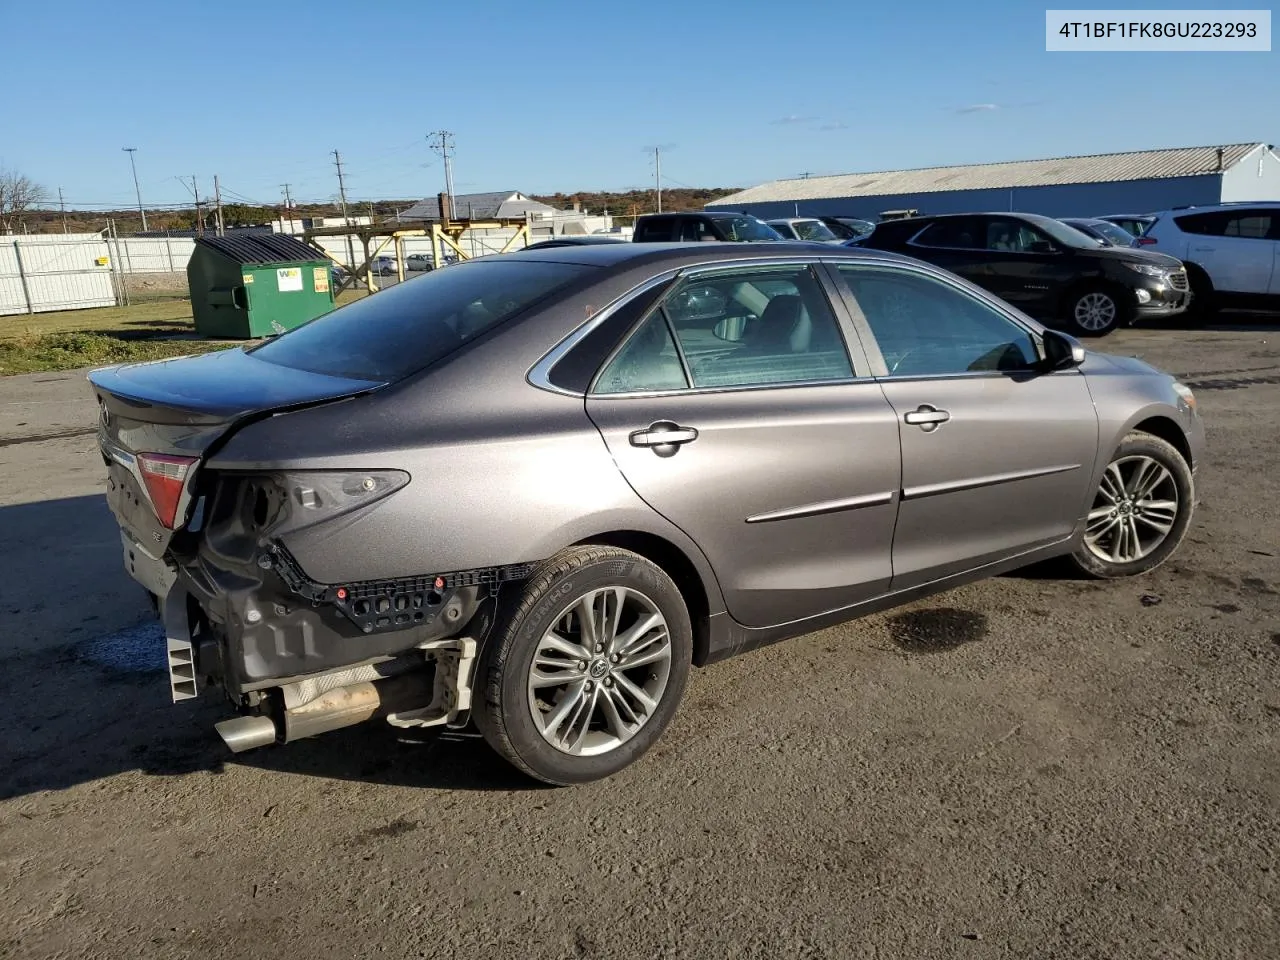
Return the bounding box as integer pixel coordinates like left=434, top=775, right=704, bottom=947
left=0, top=169, right=47, bottom=233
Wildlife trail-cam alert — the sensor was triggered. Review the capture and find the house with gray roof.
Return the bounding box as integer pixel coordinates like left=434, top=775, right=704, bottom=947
left=397, top=191, right=557, bottom=222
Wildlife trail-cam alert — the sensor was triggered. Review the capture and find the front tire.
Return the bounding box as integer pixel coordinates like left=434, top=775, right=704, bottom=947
left=1067, top=285, right=1128, bottom=337
left=475, top=546, right=692, bottom=785
left=1068, top=431, right=1194, bottom=579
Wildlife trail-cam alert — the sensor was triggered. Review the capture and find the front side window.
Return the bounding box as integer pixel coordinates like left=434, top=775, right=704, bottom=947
left=837, top=265, right=1039, bottom=377
left=249, top=260, right=590, bottom=382
left=985, top=218, right=1058, bottom=254
left=591, top=265, right=853, bottom=393
left=770, top=222, right=798, bottom=239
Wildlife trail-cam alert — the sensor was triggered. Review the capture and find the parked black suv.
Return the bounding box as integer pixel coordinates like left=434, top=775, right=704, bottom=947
left=632, top=212, right=783, bottom=242
left=855, top=212, right=1190, bottom=335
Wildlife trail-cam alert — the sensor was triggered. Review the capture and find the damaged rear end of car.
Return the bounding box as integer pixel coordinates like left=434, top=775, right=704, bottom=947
left=88, top=255, right=600, bottom=755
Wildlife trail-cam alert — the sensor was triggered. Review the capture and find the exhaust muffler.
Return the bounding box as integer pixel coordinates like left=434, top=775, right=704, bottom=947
left=214, top=673, right=429, bottom=753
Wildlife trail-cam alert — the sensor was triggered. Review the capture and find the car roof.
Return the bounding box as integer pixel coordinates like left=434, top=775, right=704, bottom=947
left=766, top=217, right=823, bottom=224
left=636, top=211, right=757, bottom=220
left=483, top=241, right=917, bottom=269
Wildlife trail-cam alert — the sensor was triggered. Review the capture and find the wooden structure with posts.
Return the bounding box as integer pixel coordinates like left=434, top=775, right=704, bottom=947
left=302, top=193, right=532, bottom=295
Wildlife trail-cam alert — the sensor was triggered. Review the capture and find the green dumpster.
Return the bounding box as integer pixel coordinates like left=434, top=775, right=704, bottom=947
left=188, top=234, right=335, bottom=339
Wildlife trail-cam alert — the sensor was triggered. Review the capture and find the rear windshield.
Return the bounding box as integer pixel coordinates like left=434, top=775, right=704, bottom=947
left=248, top=259, right=591, bottom=382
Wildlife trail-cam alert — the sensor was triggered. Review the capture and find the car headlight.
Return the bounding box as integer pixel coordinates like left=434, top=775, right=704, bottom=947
left=1172, top=381, right=1197, bottom=412
left=1123, top=261, right=1167, bottom=277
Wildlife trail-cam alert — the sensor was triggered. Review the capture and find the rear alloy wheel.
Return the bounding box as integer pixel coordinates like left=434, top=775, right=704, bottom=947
left=1069, top=287, right=1125, bottom=336
left=475, top=546, right=691, bottom=785
left=1068, top=431, right=1194, bottom=578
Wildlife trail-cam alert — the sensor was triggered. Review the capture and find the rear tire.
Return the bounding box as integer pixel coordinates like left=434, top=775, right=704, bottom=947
left=1068, top=431, right=1194, bottom=579
left=1066, top=285, right=1128, bottom=337
left=474, top=546, right=692, bottom=785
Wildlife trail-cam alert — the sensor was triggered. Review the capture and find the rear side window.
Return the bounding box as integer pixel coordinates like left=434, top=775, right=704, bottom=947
left=1174, top=211, right=1227, bottom=236
left=248, top=260, right=591, bottom=381
left=1222, top=213, right=1274, bottom=239
left=912, top=218, right=982, bottom=249
left=633, top=218, right=673, bottom=242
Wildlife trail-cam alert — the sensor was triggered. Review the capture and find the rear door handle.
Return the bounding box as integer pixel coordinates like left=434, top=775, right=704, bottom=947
left=903, top=405, right=950, bottom=432
left=629, top=421, right=699, bottom=456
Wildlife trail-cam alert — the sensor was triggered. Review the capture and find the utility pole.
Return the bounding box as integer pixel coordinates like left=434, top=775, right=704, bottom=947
left=332, top=149, right=356, bottom=274
left=123, top=147, right=148, bottom=231
left=332, top=150, right=351, bottom=224
left=192, top=175, right=203, bottom=238
left=427, top=131, right=456, bottom=218
left=58, top=187, right=68, bottom=233
left=654, top=147, right=662, bottom=213
left=213, top=174, right=225, bottom=236
left=280, top=182, right=294, bottom=231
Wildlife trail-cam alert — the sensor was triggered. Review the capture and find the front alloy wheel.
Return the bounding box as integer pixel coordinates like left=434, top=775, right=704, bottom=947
left=1069, top=431, right=1194, bottom=578
left=1071, top=289, right=1121, bottom=336
left=475, top=546, right=691, bottom=785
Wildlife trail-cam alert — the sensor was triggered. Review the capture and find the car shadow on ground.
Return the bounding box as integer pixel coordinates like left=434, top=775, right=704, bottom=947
left=1139, top=310, right=1280, bottom=333
left=0, top=494, right=543, bottom=801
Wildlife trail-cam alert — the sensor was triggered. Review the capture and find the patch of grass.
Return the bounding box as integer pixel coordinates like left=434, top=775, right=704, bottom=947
left=0, top=300, right=198, bottom=341
left=0, top=290, right=368, bottom=376
left=0, top=331, right=236, bottom=376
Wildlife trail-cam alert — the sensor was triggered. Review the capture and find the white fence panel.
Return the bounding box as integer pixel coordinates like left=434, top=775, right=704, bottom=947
left=0, top=237, right=116, bottom=316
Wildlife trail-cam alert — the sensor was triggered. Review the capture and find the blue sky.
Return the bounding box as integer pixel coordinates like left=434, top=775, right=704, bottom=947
left=4, top=0, right=1275, bottom=210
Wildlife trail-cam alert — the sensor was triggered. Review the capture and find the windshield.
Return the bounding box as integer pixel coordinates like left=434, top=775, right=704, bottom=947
left=716, top=217, right=783, bottom=241
left=1089, top=221, right=1137, bottom=246
left=792, top=220, right=839, bottom=241
left=248, top=260, right=591, bottom=381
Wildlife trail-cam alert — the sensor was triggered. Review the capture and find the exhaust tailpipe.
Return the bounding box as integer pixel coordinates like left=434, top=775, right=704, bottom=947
left=215, top=715, right=278, bottom=753
left=214, top=673, right=430, bottom=754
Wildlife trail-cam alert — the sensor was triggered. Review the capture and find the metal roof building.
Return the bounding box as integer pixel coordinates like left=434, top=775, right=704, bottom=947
left=398, top=191, right=556, bottom=221
left=706, top=142, right=1280, bottom=221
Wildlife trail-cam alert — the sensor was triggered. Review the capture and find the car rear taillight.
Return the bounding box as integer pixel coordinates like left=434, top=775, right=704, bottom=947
left=137, top=453, right=198, bottom=529
left=1136, top=237, right=1157, bottom=245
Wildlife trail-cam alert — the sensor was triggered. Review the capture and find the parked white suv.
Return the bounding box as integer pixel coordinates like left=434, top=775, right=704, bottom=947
left=1139, top=202, right=1280, bottom=313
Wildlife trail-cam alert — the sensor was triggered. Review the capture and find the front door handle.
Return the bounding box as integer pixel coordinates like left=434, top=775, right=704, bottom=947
left=903, top=405, right=950, bottom=432
left=629, top=421, right=699, bottom=456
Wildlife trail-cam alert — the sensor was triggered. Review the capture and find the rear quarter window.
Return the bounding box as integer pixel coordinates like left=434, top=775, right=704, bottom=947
left=247, top=260, right=592, bottom=382
left=634, top=219, right=673, bottom=242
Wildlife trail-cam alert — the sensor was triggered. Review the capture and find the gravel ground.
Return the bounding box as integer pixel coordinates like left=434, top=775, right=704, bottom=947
left=1, top=323, right=1278, bottom=960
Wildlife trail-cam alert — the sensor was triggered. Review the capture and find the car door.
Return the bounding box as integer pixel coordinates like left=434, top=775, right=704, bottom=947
left=1175, top=209, right=1276, bottom=295
left=974, top=216, right=1078, bottom=316
left=829, top=261, right=1100, bottom=590
left=585, top=262, right=902, bottom=628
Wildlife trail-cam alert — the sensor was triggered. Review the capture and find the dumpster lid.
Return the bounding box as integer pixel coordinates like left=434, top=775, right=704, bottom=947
left=195, top=234, right=326, bottom=265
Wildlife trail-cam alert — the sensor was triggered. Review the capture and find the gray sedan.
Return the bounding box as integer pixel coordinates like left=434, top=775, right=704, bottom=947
left=87, top=243, right=1204, bottom=784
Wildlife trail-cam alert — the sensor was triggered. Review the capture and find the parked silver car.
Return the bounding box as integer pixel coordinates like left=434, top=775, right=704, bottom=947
left=87, top=243, right=1204, bottom=784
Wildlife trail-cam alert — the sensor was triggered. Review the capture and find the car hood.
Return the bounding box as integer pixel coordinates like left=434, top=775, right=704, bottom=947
left=1080, top=351, right=1168, bottom=379
left=1083, top=245, right=1183, bottom=269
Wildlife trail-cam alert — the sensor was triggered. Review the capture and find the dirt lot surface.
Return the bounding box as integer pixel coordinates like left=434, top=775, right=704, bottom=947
left=1, top=324, right=1278, bottom=960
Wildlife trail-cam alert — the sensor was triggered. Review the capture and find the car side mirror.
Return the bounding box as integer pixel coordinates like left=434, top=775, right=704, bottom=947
left=1042, top=329, right=1086, bottom=370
